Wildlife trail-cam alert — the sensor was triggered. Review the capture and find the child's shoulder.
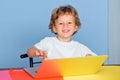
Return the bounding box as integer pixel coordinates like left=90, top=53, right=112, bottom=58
left=43, top=36, right=55, bottom=40
left=72, top=40, right=87, bottom=47
left=41, top=36, right=56, bottom=42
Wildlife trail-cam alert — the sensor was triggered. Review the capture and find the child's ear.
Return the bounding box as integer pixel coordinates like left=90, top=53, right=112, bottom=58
left=52, top=26, right=57, bottom=33
left=75, top=26, right=79, bottom=31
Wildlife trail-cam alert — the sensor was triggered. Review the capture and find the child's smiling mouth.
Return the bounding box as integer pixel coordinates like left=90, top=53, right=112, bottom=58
left=62, top=29, right=70, bottom=33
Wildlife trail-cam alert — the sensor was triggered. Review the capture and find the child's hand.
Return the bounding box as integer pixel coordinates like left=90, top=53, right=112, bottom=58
left=35, top=50, right=47, bottom=59
left=86, top=53, right=92, bottom=56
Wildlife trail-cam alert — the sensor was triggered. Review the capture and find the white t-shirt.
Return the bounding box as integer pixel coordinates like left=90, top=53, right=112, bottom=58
left=34, top=37, right=96, bottom=59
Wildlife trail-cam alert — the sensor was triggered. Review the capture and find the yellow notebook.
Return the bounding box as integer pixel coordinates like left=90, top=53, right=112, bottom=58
left=35, top=55, right=108, bottom=79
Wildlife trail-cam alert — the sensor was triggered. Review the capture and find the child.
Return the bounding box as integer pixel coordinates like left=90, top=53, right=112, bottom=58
left=27, top=5, right=97, bottom=59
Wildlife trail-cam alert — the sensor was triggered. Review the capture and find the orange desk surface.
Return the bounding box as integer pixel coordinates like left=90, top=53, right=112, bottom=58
left=0, top=66, right=120, bottom=80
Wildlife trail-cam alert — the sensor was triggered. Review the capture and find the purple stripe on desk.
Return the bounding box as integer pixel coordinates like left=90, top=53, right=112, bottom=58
left=0, top=70, right=12, bottom=80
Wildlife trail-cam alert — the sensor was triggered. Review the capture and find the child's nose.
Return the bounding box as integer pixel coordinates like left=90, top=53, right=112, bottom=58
left=63, top=23, right=68, bottom=28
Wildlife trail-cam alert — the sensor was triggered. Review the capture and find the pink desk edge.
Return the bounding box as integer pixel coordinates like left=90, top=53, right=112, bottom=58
left=0, top=70, right=12, bottom=80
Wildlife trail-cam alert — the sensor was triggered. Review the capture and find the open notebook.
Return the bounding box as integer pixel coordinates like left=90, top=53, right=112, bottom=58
left=24, top=55, right=108, bottom=79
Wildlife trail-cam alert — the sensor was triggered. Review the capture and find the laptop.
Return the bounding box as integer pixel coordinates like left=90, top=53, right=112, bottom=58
left=24, top=55, right=108, bottom=79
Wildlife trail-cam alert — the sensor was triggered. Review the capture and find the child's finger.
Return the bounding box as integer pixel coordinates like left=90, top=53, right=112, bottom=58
left=36, top=50, right=47, bottom=59
left=86, top=53, right=92, bottom=56
left=43, top=51, right=47, bottom=59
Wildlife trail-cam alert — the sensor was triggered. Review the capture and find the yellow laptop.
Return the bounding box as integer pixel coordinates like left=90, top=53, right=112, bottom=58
left=29, top=55, right=108, bottom=79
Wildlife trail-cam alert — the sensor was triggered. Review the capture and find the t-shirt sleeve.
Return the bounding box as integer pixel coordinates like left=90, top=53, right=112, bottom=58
left=34, top=37, right=50, bottom=51
left=78, top=43, right=97, bottom=56
left=83, top=46, right=97, bottom=56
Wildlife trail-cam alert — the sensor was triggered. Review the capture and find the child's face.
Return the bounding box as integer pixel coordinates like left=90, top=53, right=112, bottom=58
left=53, top=14, right=78, bottom=41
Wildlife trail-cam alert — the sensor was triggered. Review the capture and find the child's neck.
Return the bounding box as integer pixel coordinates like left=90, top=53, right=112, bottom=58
left=56, top=36, right=72, bottom=42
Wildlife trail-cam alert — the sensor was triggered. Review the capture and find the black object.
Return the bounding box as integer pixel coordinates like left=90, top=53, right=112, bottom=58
left=20, top=53, right=41, bottom=67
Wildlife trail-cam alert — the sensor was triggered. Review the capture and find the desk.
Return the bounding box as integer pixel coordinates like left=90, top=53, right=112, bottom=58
left=0, top=70, right=12, bottom=80
left=0, top=66, right=120, bottom=80
left=64, top=66, right=120, bottom=80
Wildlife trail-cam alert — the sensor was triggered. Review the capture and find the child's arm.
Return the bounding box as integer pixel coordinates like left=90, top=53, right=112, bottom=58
left=27, top=46, right=47, bottom=59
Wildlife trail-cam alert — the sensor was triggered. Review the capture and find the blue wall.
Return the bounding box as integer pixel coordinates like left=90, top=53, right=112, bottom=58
left=0, top=0, right=108, bottom=68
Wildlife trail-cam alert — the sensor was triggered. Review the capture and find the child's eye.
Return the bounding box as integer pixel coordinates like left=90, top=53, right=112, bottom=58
left=58, top=23, right=63, bottom=25
left=68, top=22, right=72, bottom=24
